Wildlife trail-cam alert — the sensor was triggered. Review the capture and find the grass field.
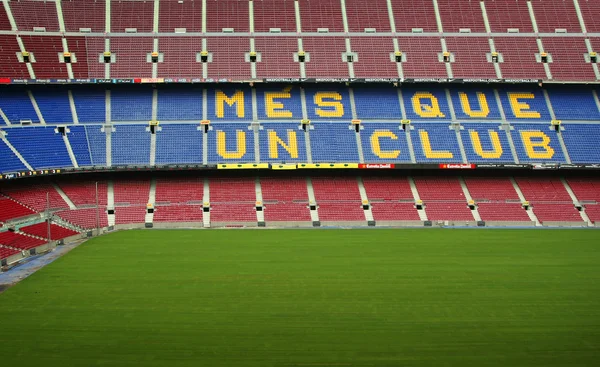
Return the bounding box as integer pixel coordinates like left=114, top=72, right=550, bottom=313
left=0, top=229, right=599, bottom=367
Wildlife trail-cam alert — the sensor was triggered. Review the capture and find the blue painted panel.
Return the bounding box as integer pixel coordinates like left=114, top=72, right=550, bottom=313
left=207, top=87, right=252, bottom=121
left=361, top=123, right=411, bottom=162
left=67, top=126, right=92, bottom=166
left=548, top=88, right=600, bottom=121
left=156, top=124, right=203, bottom=164
left=258, top=123, right=307, bottom=163
left=511, top=124, right=565, bottom=163
left=403, top=87, right=451, bottom=121
left=305, top=86, right=352, bottom=120
left=562, top=124, right=600, bottom=164
left=111, top=88, right=153, bottom=122
left=450, top=89, right=502, bottom=120
left=73, top=88, right=105, bottom=123
left=354, top=86, right=402, bottom=119
left=0, top=139, right=27, bottom=173
left=207, top=123, right=255, bottom=163
left=33, top=89, right=72, bottom=123
left=112, top=125, right=151, bottom=165
left=412, top=123, right=462, bottom=163
left=85, top=126, right=106, bottom=165
left=4, top=127, right=72, bottom=169
left=460, top=123, right=514, bottom=163
left=256, top=85, right=303, bottom=120
left=0, top=88, right=39, bottom=123
left=310, top=123, right=359, bottom=162
left=157, top=87, right=203, bottom=121
left=499, top=88, right=551, bottom=122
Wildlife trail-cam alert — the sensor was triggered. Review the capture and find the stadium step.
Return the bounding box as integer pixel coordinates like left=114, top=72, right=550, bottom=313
left=62, top=133, right=79, bottom=168
left=510, top=177, right=541, bottom=226
left=561, top=178, right=593, bottom=226
left=149, top=133, right=157, bottom=167
left=356, top=177, right=374, bottom=224
left=0, top=107, right=10, bottom=125
left=0, top=133, right=33, bottom=171
left=67, top=90, right=79, bottom=124
left=104, top=124, right=113, bottom=167
left=202, top=178, right=210, bottom=228
left=27, top=91, right=45, bottom=124
left=255, top=177, right=265, bottom=224
left=408, top=176, right=428, bottom=222
left=145, top=178, right=157, bottom=225
left=305, top=177, right=320, bottom=224
left=458, top=177, right=482, bottom=222
left=499, top=121, right=521, bottom=164
left=107, top=180, right=115, bottom=227
left=52, top=183, right=76, bottom=210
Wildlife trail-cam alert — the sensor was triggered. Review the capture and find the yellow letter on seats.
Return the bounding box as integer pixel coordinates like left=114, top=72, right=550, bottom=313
left=265, top=86, right=293, bottom=118
left=508, top=92, right=541, bottom=119
left=411, top=92, right=445, bottom=118
left=459, top=92, right=490, bottom=118
left=217, top=130, right=246, bottom=159
left=268, top=130, right=298, bottom=159
left=314, top=92, right=345, bottom=117
left=469, top=131, right=503, bottom=159
left=370, top=131, right=400, bottom=159
left=520, top=131, right=554, bottom=159
left=216, top=90, right=245, bottom=118
left=418, top=130, right=453, bottom=159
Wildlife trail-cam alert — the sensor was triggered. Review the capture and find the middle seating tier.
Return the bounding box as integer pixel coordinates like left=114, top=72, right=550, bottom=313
left=1, top=120, right=596, bottom=172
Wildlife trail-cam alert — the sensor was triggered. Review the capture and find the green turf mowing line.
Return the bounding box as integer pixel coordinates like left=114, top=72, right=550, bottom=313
left=0, top=229, right=599, bottom=367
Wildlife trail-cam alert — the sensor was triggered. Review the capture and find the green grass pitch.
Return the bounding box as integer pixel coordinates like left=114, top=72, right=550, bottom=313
left=1, top=229, right=599, bottom=367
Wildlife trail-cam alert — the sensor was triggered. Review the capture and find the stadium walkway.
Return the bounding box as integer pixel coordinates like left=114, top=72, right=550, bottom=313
left=0, top=240, right=85, bottom=293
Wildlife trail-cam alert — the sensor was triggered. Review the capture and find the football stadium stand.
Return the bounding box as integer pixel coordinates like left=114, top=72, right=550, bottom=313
left=311, top=177, right=364, bottom=222
left=0, top=0, right=597, bottom=81
left=1, top=0, right=600, bottom=263
left=0, top=172, right=598, bottom=262
left=209, top=177, right=257, bottom=223
left=0, top=84, right=599, bottom=170
left=260, top=177, right=312, bottom=223
left=19, top=222, right=79, bottom=240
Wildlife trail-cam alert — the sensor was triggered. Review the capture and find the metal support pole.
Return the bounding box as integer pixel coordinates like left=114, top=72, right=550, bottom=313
left=96, top=181, right=100, bottom=236
left=46, top=192, right=51, bottom=244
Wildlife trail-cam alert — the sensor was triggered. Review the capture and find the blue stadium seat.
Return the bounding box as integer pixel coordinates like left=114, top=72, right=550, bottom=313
left=67, top=126, right=92, bottom=166
left=353, top=86, right=401, bottom=119
left=84, top=126, right=107, bottom=166
left=111, top=87, right=152, bottom=122
left=207, top=123, right=255, bottom=163
left=412, top=123, right=462, bottom=163
left=561, top=124, right=600, bottom=163
left=157, top=86, right=203, bottom=121
left=310, top=122, right=359, bottom=162
left=156, top=124, right=203, bottom=165
left=72, top=87, right=106, bottom=123
left=32, top=88, right=72, bottom=124
left=450, top=89, right=502, bottom=120
left=547, top=87, right=600, bottom=121
left=0, top=88, right=39, bottom=123
left=305, top=86, right=352, bottom=120
left=461, top=123, right=514, bottom=163
left=112, top=125, right=150, bottom=165
left=402, top=87, right=451, bottom=121
left=4, top=127, right=72, bottom=169
left=258, top=123, right=307, bottom=163
left=256, top=85, right=303, bottom=120
left=207, top=86, right=252, bottom=121
left=361, top=123, right=411, bottom=162
left=499, top=88, right=551, bottom=122
left=511, top=123, right=565, bottom=163
left=0, top=139, right=27, bottom=173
